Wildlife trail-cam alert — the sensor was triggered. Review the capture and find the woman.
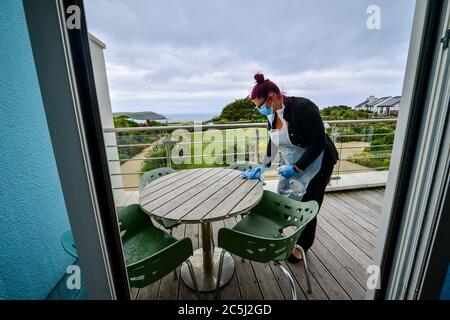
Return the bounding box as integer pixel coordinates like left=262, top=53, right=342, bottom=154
left=243, top=73, right=339, bottom=262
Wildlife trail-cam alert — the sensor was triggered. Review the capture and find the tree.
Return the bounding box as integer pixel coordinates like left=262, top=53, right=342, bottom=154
left=320, top=105, right=372, bottom=120
left=212, top=98, right=266, bottom=123
left=113, top=115, right=139, bottom=128
left=145, top=119, right=167, bottom=127
left=113, top=116, right=161, bottom=160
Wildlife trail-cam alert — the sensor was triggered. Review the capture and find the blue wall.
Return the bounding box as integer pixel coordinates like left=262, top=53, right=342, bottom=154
left=0, top=0, right=74, bottom=299
left=440, top=264, right=450, bottom=300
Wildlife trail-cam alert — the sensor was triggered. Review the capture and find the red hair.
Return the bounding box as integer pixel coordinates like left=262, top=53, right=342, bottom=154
left=250, top=73, right=281, bottom=100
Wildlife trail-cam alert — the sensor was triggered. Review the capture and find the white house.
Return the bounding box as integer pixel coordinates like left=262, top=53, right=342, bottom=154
left=374, top=96, right=401, bottom=115
left=354, top=95, right=401, bottom=115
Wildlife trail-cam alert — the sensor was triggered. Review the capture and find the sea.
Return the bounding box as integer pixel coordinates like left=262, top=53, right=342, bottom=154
left=165, top=112, right=219, bottom=123
left=132, top=112, right=219, bottom=124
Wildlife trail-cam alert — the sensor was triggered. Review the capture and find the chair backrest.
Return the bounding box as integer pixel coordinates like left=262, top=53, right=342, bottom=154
left=117, top=204, right=153, bottom=240
left=221, top=190, right=319, bottom=262
left=127, top=237, right=193, bottom=288
left=259, top=191, right=319, bottom=260
left=253, top=190, right=318, bottom=231
left=139, top=167, right=176, bottom=192
left=227, top=162, right=260, bottom=172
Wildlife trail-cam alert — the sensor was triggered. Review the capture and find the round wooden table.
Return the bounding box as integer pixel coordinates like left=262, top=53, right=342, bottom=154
left=139, top=167, right=264, bottom=292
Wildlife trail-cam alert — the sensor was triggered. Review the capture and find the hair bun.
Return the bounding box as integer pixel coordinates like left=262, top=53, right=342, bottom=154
left=254, top=73, right=265, bottom=84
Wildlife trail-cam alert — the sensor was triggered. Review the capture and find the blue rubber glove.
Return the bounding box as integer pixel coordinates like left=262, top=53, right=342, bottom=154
left=241, top=166, right=267, bottom=180
left=278, top=165, right=297, bottom=179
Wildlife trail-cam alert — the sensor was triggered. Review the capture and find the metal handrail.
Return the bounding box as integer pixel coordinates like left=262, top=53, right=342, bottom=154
left=103, top=118, right=397, bottom=133
left=108, top=152, right=260, bottom=162
left=105, top=118, right=398, bottom=190
left=105, top=139, right=255, bottom=148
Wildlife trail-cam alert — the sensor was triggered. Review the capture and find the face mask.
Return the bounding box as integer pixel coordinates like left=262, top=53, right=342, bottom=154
left=258, top=105, right=273, bottom=116
left=257, top=96, right=273, bottom=116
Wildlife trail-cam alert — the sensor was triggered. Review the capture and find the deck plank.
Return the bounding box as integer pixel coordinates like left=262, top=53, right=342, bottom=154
left=222, top=217, right=263, bottom=300
left=286, top=259, right=329, bottom=300
left=131, top=188, right=384, bottom=300
left=374, top=188, right=387, bottom=197
left=346, top=191, right=383, bottom=220
left=317, top=216, right=373, bottom=269
left=178, top=223, right=200, bottom=300
left=335, top=192, right=381, bottom=224
left=315, top=226, right=368, bottom=288
left=306, top=250, right=351, bottom=300
left=323, top=196, right=379, bottom=236
left=327, top=193, right=380, bottom=233
left=269, top=261, right=307, bottom=300
left=319, top=206, right=375, bottom=257
left=311, top=237, right=365, bottom=299
left=157, top=225, right=184, bottom=300
left=251, top=261, right=285, bottom=300
left=359, top=190, right=385, bottom=213
left=321, top=201, right=377, bottom=244
left=215, top=219, right=242, bottom=300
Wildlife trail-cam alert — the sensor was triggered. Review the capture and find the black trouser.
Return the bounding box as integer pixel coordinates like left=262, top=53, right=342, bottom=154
left=295, top=164, right=334, bottom=252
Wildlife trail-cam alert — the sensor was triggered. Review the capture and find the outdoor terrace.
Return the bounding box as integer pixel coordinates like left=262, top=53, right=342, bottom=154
left=127, top=187, right=383, bottom=300
left=104, top=119, right=391, bottom=300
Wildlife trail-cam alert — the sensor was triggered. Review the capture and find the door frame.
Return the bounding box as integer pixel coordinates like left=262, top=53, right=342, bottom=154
left=368, top=0, right=450, bottom=300
left=22, top=0, right=130, bottom=300
left=23, top=0, right=449, bottom=301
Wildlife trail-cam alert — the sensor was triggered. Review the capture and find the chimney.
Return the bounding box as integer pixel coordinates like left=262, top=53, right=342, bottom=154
left=368, top=95, right=376, bottom=104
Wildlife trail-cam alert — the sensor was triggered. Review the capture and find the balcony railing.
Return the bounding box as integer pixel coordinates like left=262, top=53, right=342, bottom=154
left=103, top=118, right=397, bottom=190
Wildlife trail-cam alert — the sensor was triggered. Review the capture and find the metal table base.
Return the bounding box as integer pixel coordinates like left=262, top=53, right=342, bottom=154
left=181, top=222, right=234, bottom=292
left=181, top=248, right=234, bottom=292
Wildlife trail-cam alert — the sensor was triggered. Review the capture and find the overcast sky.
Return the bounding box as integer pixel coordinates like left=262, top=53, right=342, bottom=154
left=85, top=0, right=415, bottom=115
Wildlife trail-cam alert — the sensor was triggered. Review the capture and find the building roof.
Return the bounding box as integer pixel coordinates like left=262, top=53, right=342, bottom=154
left=376, top=96, right=401, bottom=107
left=354, top=99, right=369, bottom=109
left=368, top=96, right=391, bottom=107
left=354, top=96, right=402, bottom=110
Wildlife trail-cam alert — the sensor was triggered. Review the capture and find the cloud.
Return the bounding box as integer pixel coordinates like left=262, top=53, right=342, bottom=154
left=85, top=0, right=416, bottom=113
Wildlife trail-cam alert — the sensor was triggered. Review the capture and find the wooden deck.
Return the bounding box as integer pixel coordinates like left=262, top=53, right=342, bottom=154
left=133, top=188, right=384, bottom=300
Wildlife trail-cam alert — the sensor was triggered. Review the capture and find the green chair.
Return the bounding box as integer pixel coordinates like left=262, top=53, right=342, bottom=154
left=139, top=167, right=180, bottom=232
left=228, top=161, right=268, bottom=260
left=215, top=190, right=319, bottom=299
left=118, top=204, right=200, bottom=298
left=139, top=167, right=176, bottom=191
left=140, top=167, right=216, bottom=280
left=61, top=230, right=78, bottom=259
